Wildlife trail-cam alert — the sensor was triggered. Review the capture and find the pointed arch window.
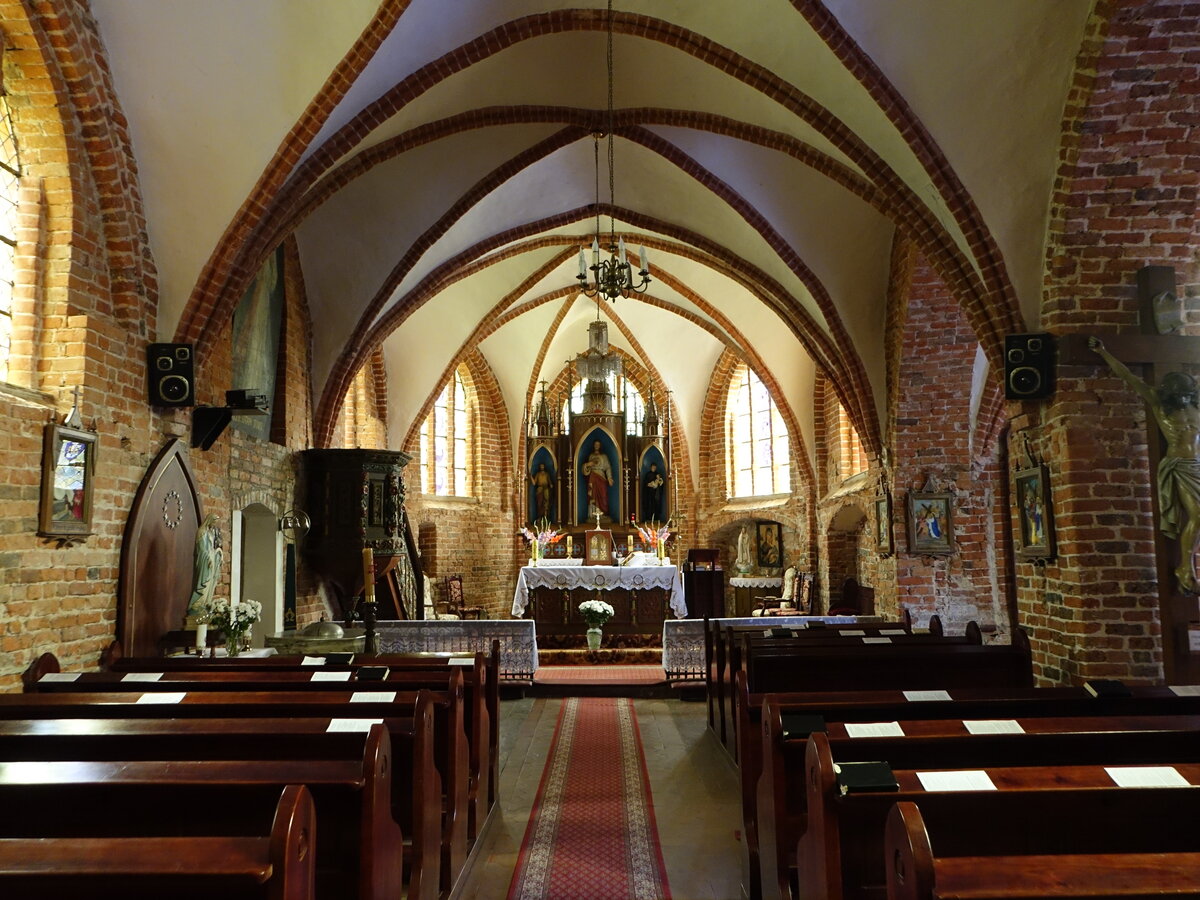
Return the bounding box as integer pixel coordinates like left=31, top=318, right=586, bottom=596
left=0, top=91, right=21, bottom=382
left=726, top=364, right=790, bottom=497
left=837, top=402, right=868, bottom=479
left=420, top=367, right=472, bottom=496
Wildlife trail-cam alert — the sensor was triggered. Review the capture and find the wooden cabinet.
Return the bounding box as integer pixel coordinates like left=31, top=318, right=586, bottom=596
left=682, top=569, right=725, bottom=619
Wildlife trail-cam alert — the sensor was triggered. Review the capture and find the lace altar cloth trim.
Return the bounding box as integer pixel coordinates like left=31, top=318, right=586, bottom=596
left=375, top=620, right=538, bottom=678
left=511, top=565, right=686, bottom=619
left=728, top=576, right=783, bottom=588
left=661, top=615, right=861, bottom=680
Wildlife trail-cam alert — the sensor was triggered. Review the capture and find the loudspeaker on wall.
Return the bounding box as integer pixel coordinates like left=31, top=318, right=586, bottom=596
left=147, top=343, right=194, bottom=407
left=1004, top=333, right=1055, bottom=400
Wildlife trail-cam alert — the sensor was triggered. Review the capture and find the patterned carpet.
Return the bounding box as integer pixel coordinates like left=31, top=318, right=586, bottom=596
left=507, top=698, right=672, bottom=900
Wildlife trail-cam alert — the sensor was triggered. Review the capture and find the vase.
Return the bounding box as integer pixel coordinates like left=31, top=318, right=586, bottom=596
left=225, top=629, right=245, bottom=657
left=586, top=627, right=602, bottom=651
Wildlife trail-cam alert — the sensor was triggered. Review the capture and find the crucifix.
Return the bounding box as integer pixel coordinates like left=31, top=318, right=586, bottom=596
left=1061, top=265, right=1200, bottom=682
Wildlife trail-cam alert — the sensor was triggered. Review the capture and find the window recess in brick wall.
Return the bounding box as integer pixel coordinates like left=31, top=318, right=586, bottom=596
left=725, top=363, right=791, bottom=499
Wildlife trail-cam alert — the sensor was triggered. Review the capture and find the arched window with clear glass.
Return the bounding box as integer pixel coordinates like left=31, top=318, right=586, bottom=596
left=726, top=364, right=790, bottom=497
left=420, top=367, right=473, bottom=496
left=0, top=91, right=21, bottom=383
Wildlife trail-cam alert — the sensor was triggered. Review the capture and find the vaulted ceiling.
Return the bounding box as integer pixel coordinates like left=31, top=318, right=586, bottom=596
left=90, top=0, right=1094, bottom=478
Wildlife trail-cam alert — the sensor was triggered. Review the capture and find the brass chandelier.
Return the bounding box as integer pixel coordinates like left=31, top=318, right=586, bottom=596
left=576, top=0, right=650, bottom=301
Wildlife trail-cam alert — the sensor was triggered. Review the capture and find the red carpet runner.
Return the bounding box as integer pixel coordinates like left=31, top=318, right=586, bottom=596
left=507, top=698, right=672, bottom=900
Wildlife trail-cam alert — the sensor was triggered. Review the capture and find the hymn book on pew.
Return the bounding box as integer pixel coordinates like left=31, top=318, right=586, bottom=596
left=324, top=653, right=356, bottom=666
left=834, top=760, right=899, bottom=795
left=356, top=666, right=391, bottom=681
left=781, top=714, right=826, bottom=739
left=768, top=627, right=795, bottom=638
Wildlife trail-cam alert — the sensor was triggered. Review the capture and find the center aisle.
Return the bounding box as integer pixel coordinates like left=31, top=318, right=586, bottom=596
left=456, top=697, right=742, bottom=900
left=506, top=698, right=671, bottom=899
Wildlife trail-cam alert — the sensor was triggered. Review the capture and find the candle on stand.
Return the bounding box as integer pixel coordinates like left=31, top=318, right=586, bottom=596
left=362, top=546, right=376, bottom=603
left=566, top=535, right=573, bottom=557
left=627, top=534, right=634, bottom=554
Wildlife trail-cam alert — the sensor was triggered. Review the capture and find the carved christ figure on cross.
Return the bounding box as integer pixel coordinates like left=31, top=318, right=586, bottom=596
left=1091, top=336, right=1200, bottom=592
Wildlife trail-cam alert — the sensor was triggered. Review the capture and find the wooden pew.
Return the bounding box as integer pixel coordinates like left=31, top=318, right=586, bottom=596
left=0, top=727, right=404, bottom=900
left=0, top=784, right=315, bottom=900
left=0, top=712, right=441, bottom=900
left=756, top=685, right=1200, bottom=900
left=799, top=730, right=1200, bottom=900
left=0, top=686, right=466, bottom=897
left=731, top=632, right=1032, bottom=900
left=29, top=652, right=494, bottom=842
left=707, top=614, right=927, bottom=752
left=884, top=800, right=1200, bottom=899
left=100, top=640, right=503, bottom=814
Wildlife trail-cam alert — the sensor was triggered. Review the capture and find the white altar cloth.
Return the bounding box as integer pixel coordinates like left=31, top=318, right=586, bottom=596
left=512, top=564, right=687, bottom=619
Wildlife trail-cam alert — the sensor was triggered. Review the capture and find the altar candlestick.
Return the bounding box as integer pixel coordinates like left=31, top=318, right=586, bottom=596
left=566, top=535, right=573, bottom=557
left=362, top=546, right=376, bottom=603
left=627, top=534, right=634, bottom=553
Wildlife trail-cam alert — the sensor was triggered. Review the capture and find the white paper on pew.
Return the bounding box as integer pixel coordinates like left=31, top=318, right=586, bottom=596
left=904, top=690, right=952, bottom=702
left=301, top=656, right=324, bottom=666
left=862, top=637, right=892, bottom=644
left=840, top=630, right=865, bottom=636
left=327, top=718, right=385, bottom=732
left=880, top=629, right=906, bottom=635
left=964, top=719, right=1025, bottom=735
left=350, top=691, right=397, bottom=703
left=1105, top=766, right=1190, bottom=788
left=917, top=770, right=997, bottom=792
left=121, top=672, right=163, bottom=682
left=1170, top=684, right=1200, bottom=696
left=311, top=671, right=352, bottom=682
left=39, top=672, right=80, bottom=682
left=448, top=657, right=475, bottom=666
left=845, top=721, right=905, bottom=738
left=136, top=692, right=187, bottom=704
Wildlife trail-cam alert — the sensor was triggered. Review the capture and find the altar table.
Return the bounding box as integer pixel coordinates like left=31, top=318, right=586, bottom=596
left=512, top=564, right=686, bottom=642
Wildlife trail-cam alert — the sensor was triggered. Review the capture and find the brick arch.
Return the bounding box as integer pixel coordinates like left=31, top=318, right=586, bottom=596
left=315, top=213, right=847, bottom=449
left=181, top=8, right=1020, bottom=406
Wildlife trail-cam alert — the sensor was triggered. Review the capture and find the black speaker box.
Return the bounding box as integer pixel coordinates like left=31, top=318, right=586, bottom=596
left=147, top=343, right=195, bottom=407
left=1004, top=333, right=1055, bottom=400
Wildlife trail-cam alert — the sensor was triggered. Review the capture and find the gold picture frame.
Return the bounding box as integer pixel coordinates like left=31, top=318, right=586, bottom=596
left=38, top=423, right=97, bottom=538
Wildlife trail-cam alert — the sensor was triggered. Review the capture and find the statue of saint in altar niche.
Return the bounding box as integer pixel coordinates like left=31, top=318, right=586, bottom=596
left=1091, top=336, right=1200, bottom=592
left=642, top=463, right=665, bottom=522
left=581, top=440, right=614, bottom=520
left=530, top=462, right=554, bottom=522
left=735, top=525, right=753, bottom=574
left=188, top=513, right=223, bottom=616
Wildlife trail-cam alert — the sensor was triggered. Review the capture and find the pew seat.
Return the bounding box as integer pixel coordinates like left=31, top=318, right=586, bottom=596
left=0, top=784, right=314, bottom=900
left=886, top=801, right=1200, bottom=899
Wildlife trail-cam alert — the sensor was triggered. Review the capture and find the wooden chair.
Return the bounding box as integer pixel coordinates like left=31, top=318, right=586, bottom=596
left=443, top=574, right=485, bottom=620
left=753, top=567, right=808, bottom=616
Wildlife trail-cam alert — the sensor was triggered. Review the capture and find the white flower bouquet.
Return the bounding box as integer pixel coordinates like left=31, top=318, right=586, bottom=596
left=198, top=597, right=262, bottom=650
left=578, top=598, right=615, bottom=628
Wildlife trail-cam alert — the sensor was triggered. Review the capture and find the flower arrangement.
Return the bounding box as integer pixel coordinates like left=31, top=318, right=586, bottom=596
left=635, top=520, right=671, bottom=553
left=520, top=517, right=562, bottom=546
left=196, top=597, right=262, bottom=655
left=578, top=598, right=615, bottom=629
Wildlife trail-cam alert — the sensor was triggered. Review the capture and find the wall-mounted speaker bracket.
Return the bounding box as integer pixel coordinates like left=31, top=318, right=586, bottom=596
left=191, top=389, right=270, bottom=450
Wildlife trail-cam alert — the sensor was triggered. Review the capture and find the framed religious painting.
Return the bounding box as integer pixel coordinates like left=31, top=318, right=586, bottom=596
left=875, top=494, right=893, bottom=557
left=756, top=521, right=782, bottom=570
left=905, top=490, right=954, bottom=555
left=1015, top=465, right=1055, bottom=559
left=38, top=422, right=98, bottom=538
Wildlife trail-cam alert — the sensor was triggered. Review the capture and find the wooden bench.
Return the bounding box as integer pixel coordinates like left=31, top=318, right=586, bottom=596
left=0, top=686, right=464, bottom=898
left=0, top=711, right=441, bottom=900
left=885, top=800, right=1200, bottom=899
left=799, top=730, right=1200, bottom=900
left=98, top=641, right=502, bottom=816
left=29, top=651, right=494, bottom=842
left=756, top=685, right=1200, bottom=900
left=0, top=784, right=315, bottom=900
left=0, top=728, right=404, bottom=900
left=704, top=615, right=923, bottom=750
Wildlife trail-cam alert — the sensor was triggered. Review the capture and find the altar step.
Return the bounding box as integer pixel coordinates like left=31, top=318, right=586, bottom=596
left=528, top=663, right=704, bottom=699
left=537, top=647, right=664, bottom=666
